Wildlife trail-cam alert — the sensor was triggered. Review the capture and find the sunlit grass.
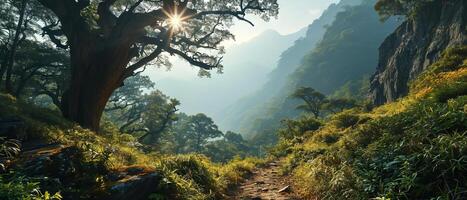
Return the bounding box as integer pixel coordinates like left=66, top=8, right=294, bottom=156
left=276, top=46, right=467, bottom=199
left=0, top=93, right=267, bottom=199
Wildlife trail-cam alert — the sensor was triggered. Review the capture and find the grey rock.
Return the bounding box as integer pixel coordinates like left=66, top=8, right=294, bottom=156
left=126, top=166, right=145, bottom=175
left=109, top=172, right=163, bottom=200
left=371, top=0, right=466, bottom=105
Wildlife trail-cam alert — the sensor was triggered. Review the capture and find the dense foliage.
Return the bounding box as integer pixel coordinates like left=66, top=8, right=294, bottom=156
left=0, top=92, right=266, bottom=199
left=274, top=46, right=467, bottom=199
left=236, top=0, right=400, bottom=146
left=375, top=0, right=434, bottom=20
left=0, top=0, right=464, bottom=199
left=220, top=0, right=364, bottom=135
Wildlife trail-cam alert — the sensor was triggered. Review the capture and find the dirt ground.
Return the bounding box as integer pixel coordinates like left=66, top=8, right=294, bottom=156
left=231, top=160, right=301, bottom=200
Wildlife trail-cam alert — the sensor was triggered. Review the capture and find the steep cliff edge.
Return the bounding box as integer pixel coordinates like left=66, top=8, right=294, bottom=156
left=371, top=0, right=466, bottom=105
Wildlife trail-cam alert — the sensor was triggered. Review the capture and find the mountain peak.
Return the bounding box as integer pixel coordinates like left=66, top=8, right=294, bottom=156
left=256, top=29, right=281, bottom=39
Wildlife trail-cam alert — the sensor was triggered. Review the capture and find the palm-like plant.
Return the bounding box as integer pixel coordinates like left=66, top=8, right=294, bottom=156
left=0, top=137, right=21, bottom=171
left=0, top=137, right=21, bottom=159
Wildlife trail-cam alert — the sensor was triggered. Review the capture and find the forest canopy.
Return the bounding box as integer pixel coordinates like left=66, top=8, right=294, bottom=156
left=0, top=0, right=279, bottom=132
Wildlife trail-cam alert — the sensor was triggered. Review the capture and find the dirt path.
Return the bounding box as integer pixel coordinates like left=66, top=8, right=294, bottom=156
left=232, top=160, right=301, bottom=200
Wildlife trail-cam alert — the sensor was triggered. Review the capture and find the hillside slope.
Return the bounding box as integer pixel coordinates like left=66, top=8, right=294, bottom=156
left=371, top=0, right=466, bottom=105
left=150, top=29, right=306, bottom=118
left=275, top=45, right=467, bottom=199
left=239, top=0, right=400, bottom=141
left=0, top=94, right=266, bottom=200
left=218, top=0, right=364, bottom=133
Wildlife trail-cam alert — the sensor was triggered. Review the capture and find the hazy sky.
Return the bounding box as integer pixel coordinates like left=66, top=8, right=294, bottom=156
left=230, top=0, right=340, bottom=43
left=146, top=0, right=340, bottom=81
left=143, top=0, right=340, bottom=117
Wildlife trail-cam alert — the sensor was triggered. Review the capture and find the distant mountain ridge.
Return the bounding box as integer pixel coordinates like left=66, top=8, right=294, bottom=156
left=226, top=0, right=401, bottom=140
left=216, top=0, right=363, bottom=134
left=153, top=28, right=306, bottom=120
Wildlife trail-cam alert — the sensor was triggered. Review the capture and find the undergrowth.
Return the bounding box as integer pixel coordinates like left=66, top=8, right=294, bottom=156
left=273, top=46, right=467, bottom=199
left=0, top=94, right=265, bottom=199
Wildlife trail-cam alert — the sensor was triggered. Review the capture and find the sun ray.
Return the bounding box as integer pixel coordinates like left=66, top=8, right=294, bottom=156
left=163, top=4, right=191, bottom=32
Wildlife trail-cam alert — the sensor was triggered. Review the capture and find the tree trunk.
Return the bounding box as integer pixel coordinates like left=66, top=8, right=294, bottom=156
left=196, top=133, right=201, bottom=153
left=4, top=0, right=28, bottom=94
left=61, top=37, right=130, bottom=132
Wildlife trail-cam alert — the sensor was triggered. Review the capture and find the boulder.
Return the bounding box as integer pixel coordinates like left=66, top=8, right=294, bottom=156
left=109, top=172, right=163, bottom=200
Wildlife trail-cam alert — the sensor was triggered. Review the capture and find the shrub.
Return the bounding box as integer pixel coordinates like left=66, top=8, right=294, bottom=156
left=0, top=176, right=62, bottom=200
left=157, top=155, right=218, bottom=196
left=292, top=152, right=365, bottom=200
left=331, top=111, right=361, bottom=128
left=278, top=115, right=322, bottom=140
left=281, top=46, right=467, bottom=199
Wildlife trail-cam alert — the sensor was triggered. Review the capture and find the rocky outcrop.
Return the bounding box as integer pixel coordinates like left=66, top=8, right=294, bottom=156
left=109, top=172, right=164, bottom=200
left=17, top=144, right=167, bottom=199
left=17, top=145, right=108, bottom=199
left=370, top=0, right=467, bottom=105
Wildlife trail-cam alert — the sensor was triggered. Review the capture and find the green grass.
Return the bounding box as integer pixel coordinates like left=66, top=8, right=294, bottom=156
left=274, top=46, right=467, bottom=199
left=0, top=94, right=266, bottom=199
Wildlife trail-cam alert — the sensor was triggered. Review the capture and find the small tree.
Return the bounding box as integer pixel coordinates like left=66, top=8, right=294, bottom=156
left=224, top=131, right=245, bottom=145
left=104, top=75, right=155, bottom=133
left=11, top=40, right=70, bottom=101
left=291, top=87, right=326, bottom=118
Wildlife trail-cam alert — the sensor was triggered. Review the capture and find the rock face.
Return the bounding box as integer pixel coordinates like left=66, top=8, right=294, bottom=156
left=109, top=172, right=164, bottom=200
left=370, top=0, right=467, bottom=105
left=18, top=144, right=166, bottom=199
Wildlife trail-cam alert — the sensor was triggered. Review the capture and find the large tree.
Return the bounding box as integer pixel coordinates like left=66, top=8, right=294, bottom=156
left=0, top=0, right=52, bottom=94
left=36, top=0, right=278, bottom=131
left=179, top=113, right=222, bottom=153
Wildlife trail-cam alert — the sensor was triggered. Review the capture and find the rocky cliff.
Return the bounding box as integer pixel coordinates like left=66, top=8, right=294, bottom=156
left=371, top=0, right=466, bottom=105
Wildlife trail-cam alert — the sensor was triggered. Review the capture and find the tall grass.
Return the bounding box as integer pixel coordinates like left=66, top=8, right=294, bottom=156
left=275, top=46, right=467, bottom=199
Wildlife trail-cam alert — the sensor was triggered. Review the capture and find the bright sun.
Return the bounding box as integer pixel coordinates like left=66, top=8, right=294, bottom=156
left=168, top=14, right=184, bottom=31
left=163, top=5, right=190, bottom=32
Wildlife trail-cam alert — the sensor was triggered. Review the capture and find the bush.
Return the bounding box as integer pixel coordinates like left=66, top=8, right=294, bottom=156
left=0, top=93, right=267, bottom=200
left=375, top=0, right=434, bottom=21
left=282, top=46, right=467, bottom=199
left=292, top=152, right=365, bottom=200
left=278, top=115, right=323, bottom=140
left=331, top=111, right=361, bottom=128
left=158, top=155, right=218, bottom=197
left=0, top=176, right=62, bottom=200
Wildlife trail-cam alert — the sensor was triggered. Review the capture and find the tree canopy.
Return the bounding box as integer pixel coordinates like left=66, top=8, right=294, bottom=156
left=291, top=87, right=326, bottom=118
left=30, top=0, right=279, bottom=131
left=38, top=0, right=279, bottom=75
left=374, top=0, right=433, bottom=20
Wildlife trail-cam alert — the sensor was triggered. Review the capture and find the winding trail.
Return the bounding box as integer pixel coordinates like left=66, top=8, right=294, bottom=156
left=231, top=160, right=301, bottom=200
